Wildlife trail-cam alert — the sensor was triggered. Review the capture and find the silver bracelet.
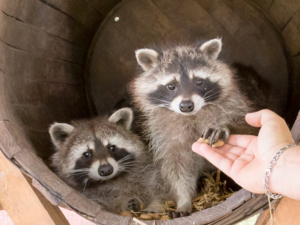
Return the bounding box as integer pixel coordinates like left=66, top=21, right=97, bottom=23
left=263, top=144, right=296, bottom=199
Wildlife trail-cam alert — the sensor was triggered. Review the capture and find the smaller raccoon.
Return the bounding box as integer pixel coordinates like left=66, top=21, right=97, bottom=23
left=49, top=108, right=166, bottom=213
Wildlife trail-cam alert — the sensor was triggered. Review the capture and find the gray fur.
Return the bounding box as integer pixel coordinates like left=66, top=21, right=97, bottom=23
left=49, top=108, right=167, bottom=213
left=132, top=39, right=257, bottom=213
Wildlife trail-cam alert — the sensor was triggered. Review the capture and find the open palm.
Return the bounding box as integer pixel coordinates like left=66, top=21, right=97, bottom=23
left=192, top=110, right=294, bottom=194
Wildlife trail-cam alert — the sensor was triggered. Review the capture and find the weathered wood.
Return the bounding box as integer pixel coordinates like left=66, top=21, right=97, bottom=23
left=269, top=0, right=300, bottom=30
left=0, top=0, right=92, bottom=46
left=282, top=10, right=300, bottom=56
left=84, top=0, right=122, bottom=16
left=0, top=150, right=70, bottom=225
left=0, top=121, right=22, bottom=158
left=0, top=41, right=84, bottom=85
left=32, top=0, right=104, bottom=31
left=0, top=12, right=86, bottom=64
left=246, top=0, right=273, bottom=13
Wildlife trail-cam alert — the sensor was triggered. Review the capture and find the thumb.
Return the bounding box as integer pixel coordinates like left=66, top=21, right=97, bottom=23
left=245, top=109, right=283, bottom=128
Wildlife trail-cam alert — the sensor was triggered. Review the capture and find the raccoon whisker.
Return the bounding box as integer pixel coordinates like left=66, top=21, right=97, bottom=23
left=147, top=97, right=171, bottom=104
left=83, top=178, right=89, bottom=191
left=119, top=163, right=136, bottom=168
left=141, top=164, right=151, bottom=171
left=74, top=174, right=89, bottom=179
left=73, top=172, right=89, bottom=177
left=119, top=164, right=135, bottom=169
left=204, top=92, right=222, bottom=100
left=119, top=161, right=137, bottom=165
left=70, top=169, right=90, bottom=173
left=203, top=90, right=222, bottom=100
left=117, top=154, right=134, bottom=163
left=117, top=157, right=132, bottom=164
left=203, top=87, right=218, bottom=98
left=119, top=164, right=136, bottom=168
left=118, top=166, right=134, bottom=173
left=119, top=169, right=135, bottom=174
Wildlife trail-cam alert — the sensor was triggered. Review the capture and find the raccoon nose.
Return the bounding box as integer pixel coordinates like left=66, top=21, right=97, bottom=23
left=98, top=164, right=113, bottom=176
left=179, top=101, right=194, bottom=112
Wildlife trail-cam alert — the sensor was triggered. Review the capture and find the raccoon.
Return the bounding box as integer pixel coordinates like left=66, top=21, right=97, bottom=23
left=131, top=38, right=264, bottom=217
left=49, top=108, right=166, bottom=213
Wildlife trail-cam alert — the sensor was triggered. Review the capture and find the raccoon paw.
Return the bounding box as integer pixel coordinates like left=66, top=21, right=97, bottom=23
left=202, top=126, right=230, bottom=146
left=166, top=210, right=191, bottom=218
left=127, top=198, right=141, bottom=212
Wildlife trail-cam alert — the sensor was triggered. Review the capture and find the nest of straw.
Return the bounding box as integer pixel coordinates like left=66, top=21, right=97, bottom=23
left=121, top=170, right=235, bottom=221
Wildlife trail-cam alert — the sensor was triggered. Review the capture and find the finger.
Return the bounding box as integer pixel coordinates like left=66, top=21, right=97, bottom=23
left=192, top=142, right=233, bottom=175
left=245, top=109, right=284, bottom=128
left=226, top=135, right=256, bottom=148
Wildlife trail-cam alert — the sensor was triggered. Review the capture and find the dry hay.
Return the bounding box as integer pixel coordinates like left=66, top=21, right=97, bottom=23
left=121, top=170, right=235, bottom=221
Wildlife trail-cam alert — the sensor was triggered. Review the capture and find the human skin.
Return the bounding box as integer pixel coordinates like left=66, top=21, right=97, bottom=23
left=192, top=109, right=300, bottom=200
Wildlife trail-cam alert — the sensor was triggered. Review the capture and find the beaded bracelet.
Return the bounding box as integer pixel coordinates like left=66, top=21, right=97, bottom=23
left=263, top=144, right=296, bottom=199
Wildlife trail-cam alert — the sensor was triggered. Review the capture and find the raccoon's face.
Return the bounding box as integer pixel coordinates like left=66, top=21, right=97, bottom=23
left=50, top=108, right=144, bottom=187
left=134, top=38, right=232, bottom=115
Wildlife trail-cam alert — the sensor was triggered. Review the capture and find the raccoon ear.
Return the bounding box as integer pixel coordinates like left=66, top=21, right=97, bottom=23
left=135, top=49, right=159, bottom=71
left=108, top=108, right=133, bottom=130
left=199, top=38, right=222, bottom=60
left=49, top=123, right=74, bottom=148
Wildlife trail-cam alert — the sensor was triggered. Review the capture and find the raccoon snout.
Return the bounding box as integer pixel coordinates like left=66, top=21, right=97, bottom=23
left=179, top=101, right=194, bottom=112
left=98, top=164, right=113, bottom=176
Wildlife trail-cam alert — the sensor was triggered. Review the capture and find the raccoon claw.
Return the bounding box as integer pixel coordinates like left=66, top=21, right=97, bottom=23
left=127, top=198, right=141, bottom=212
left=166, top=210, right=191, bottom=218
left=202, top=126, right=230, bottom=146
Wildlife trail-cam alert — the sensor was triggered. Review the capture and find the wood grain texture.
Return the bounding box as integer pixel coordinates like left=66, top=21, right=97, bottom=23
left=64, top=189, right=100, bottom=218
left=1, top=0, right=92, bottom=46
left=0, top=12, right=86, bottom=64
left=269, top=0, right=300, bottom=30
left=84, top=0, right=122, bottom=16
left=282, top=10, right=300, bottom=56
left=247, top=0, right=274, bottom=13
left=13, top=149, right=73, bottom=198
left=0, top=150, right=70, bottom=225
left=0, top=122, right=22, bottom=158
left=0, top=41, right=84, bottom=85
left=94, top=210, right=132, bottom=225
left=34, top=0, right=103, bottom=30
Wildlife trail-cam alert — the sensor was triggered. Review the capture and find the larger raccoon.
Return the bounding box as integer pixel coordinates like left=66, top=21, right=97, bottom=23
left=131, top=38, right=266, bottom=217
left=49, top=108, right=166, bottom=213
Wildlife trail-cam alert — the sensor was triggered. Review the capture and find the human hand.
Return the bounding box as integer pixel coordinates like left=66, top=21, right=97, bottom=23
left=192, top=109, right=295, bottom=194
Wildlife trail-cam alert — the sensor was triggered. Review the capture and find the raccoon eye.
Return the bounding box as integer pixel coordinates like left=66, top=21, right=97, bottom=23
left=197, top=80, right=204, bottom=86
left=167, top=84, right=175, bottom=90
left=82, top=150, right=92, bottom=159
left=108, top=145, right=117, bottom=152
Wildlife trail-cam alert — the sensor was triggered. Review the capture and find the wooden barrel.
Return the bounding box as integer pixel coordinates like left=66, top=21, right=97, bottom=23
left=0, top=0, right=299, bottom=224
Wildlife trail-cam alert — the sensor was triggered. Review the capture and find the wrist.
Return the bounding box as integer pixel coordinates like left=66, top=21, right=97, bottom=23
left=267, top=143, right=298, bottom=197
